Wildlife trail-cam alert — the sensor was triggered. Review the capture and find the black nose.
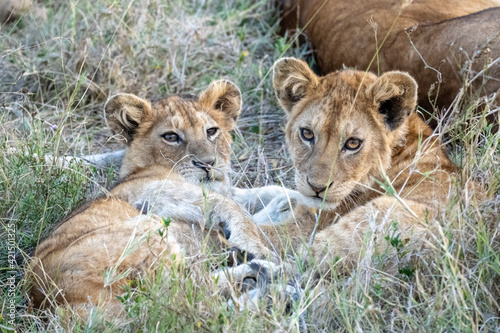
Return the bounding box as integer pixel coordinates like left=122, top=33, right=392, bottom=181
left=307, top=177, right=327, bottom=195
left=193, top=160, right=215, bottom=172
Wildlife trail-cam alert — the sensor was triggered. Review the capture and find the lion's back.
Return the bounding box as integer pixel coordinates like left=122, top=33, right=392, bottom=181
left=28, top=197, right=168, bottom=309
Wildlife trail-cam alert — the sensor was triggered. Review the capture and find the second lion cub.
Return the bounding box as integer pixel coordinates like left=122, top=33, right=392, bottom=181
left=230, top=58, right=467, bottom=277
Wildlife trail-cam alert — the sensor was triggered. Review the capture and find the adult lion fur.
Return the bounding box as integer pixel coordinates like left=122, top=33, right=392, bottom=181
left=0, top=0, right=45, bottom=25
left=0, top=0, right=31, bottom=23
left=280, top=0, right=500, bottom=118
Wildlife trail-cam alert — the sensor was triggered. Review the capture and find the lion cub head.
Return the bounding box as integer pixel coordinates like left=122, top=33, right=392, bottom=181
left=273, top=57, right=418, bottom=207
left=105, top=80, right=242, bottom=189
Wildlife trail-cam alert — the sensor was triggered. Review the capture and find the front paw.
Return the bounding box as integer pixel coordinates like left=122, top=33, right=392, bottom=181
left=231, top=186, right=297, bottom=213
left=201, top=196, right=277, bottom=261
left=219, top=260, right=306, bottom=321
left=252, top=193, right=299, bottom=225
left=193, top=194, right=235, bottom=231
left=212, top=259, right=284, bottom=291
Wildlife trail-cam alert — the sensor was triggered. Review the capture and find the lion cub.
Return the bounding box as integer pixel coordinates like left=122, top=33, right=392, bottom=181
left=268, top=57, right=462, bottom=271
left=227, top=58, right=462, bottom=276
left=28, top=80, right=276, bottom=314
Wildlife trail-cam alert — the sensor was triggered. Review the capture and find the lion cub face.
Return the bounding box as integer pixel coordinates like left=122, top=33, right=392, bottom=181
left=105, top=80, right=242, bottom=189
left=273, top=58, right=418, bottom=207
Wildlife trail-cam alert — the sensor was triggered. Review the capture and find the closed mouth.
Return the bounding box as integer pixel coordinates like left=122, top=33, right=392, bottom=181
left=201, top=170, right=224, bottom=183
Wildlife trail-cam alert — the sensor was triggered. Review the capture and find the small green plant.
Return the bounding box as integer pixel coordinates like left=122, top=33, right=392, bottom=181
left=158, top=216, right=171, bottom=237
left=383, top=222, right=415, bottom=281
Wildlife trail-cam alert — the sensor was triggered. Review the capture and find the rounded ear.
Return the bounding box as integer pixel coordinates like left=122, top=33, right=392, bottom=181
left=272, top=57, right=319, bottom=113
left=369, top=71, right=418, bottom=131
left=198, top=80, right=242, bottom=130
left=104, top=93, right=151, bottom=143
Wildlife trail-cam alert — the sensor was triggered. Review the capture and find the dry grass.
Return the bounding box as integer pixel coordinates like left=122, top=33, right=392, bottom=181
left=1, top=0, right=499, bottom=332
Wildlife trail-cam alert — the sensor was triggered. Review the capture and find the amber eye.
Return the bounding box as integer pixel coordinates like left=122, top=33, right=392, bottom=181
left=300, top=128, right=315, bottom=143
left=207, top=127, right=218, bottom=137
left=162, top=132, right=180, bottom=143
left=344, top=138, right=362, bottom=151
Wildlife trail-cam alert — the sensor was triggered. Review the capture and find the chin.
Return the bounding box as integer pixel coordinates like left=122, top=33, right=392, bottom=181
left=185, top=174, right=228, bottom=194
left=299, top=195, right=339, bottom=211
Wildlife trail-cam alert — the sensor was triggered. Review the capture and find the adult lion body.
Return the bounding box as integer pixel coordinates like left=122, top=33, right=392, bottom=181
left=28, top=81, right=278, bottom=314
left=0, top=0, right=31, bottom=23
left=280, top=0, right=500, bottom=114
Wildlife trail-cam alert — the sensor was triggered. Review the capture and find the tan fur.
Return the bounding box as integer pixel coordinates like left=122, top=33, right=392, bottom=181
left=236, top=58, right=460, bottom=274
left=201, top=58, right=463, bottom=277
left=27, top=80, right=276, bottom=315
left=280, top=0, right=500, bottom=116
left=0, top=0, right=31, bottom=23
left=29, top=198, right=188, bottom=313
